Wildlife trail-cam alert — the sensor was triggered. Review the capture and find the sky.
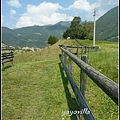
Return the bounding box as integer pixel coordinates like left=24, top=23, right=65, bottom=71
left=1, top=0, right=118, bottom=29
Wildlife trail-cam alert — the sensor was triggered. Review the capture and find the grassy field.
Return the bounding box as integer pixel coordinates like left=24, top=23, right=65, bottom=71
left=2, top=39, right=118, bottom=120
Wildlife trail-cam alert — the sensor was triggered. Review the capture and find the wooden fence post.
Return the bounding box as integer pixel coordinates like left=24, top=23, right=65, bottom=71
left=68, top=48, right=72, bottom=74
left=77, top=46, right=78, bottom=57
left=79, top=55, right=87, bottom=120
left=61, top=45, right=66, bottom=64
left=11, top=51, right=14, bottom=66
left=64, top=46, right=67, bottom=65
left=61, top=49, right=63, bottom=59
left=81, top=46, right=84, bottom=54
left=60, top=44, right=64, bottom=59
left=80, top=55, right=87, bottom=98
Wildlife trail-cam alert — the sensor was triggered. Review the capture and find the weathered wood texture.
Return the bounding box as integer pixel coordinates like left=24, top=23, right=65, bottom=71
left=2, top=48, right=14, bottom=66
left=59, top=54, right=95, bottom=120
left=68, top=49, right=72, bottom=74
left=80, top=55, right=87, bottom=99
left=2, top=48, right=15, bottom=51
left=59, top=44, right=99, bottom=55
left=60, top=46, right=118, bottom=105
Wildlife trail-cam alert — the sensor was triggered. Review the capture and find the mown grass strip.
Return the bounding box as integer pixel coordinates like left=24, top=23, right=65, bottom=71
left=2, top=58, right=79, bottom=120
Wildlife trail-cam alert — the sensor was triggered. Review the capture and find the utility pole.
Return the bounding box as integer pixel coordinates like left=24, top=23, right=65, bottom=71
left=93, top=8, right=96, bottom=47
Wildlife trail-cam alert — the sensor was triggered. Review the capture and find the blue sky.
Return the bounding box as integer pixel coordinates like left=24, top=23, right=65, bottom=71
left=2, top=0, right=118, bottom=29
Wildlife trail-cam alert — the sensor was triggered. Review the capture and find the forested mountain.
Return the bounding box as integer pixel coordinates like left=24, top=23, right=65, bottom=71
left=2, top=6, right=118, bottom=48
left=96, top=6, right=118, bottom=41
left=2, top=21, right=71, bottom=48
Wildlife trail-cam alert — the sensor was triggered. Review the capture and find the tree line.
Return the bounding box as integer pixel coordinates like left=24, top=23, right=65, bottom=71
left=48, top=16, right=94, bottom=45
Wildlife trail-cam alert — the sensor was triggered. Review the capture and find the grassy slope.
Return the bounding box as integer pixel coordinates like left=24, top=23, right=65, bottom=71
left=2, top=39, right=118, bottom=120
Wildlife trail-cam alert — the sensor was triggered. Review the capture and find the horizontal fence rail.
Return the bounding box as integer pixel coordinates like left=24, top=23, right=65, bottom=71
left=59, top=44, right=99, bottom=55
left=65, top=45, right=99, bottom=49
left=2, top=48, right=15, bottom=66
left=59, top=54, right=95, bottom=120
left=59, top=46, right=118, bottom=105
left=2, top=47, right=15, bottom=51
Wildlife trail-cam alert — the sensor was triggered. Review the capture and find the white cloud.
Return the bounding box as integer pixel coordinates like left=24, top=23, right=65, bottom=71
left=67, top=0, right=97, bottom=11
left=94, top=0, right=118, bottom=19
left=68, top=0, right=118, bottom=11
left=13, top=0, right=118, bottom=28
left=7, top=0, right=21, bottom=8
left=66, top=0, right=99, bottom=21
left=10, top=9, right=16, bottom=15
left=66, top=0, right=118, bottom=20
left=16, top=2, right=73, bottom=28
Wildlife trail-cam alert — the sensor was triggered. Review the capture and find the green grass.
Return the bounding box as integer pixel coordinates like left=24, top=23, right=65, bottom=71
left=2, top=60, right=77, bottom=120
left=68, top=40, right=118, bottom=119
left=2, top=39, right=118, bottom=120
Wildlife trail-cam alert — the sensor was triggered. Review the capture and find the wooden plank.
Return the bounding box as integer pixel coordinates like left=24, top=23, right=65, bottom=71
left=2, top=49, right=14, bottom=66
left=2, top=48, right=15, bottom=51
left=2, top=54, right=14, bottom=57
left=2, top=59, right=13, bottom=64
left=2, top=56, right=14, bottom=60
left=2, top=52, right=14, bottom=55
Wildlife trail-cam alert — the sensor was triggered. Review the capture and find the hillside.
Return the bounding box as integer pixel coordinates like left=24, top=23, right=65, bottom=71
left=2, top=6, right=118, bottom=48
left=2, top=21, right=71, bottom=48
left=96, top=6, right=118, bottom=41
left=2, top=39, right=118, bottom=119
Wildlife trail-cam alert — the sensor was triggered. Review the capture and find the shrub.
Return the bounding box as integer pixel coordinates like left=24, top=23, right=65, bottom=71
left=48, top=35, right=59, bottom=45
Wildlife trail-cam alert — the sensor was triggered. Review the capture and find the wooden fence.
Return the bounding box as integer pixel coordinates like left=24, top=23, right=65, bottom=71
left=59, top=45, right=118, bottom=120
left=59, top=44, right=99, bottom=56
left=2, top=47, right=15, bottom=66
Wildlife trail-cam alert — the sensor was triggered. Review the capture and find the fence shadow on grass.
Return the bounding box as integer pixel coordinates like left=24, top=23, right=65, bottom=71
left=2, top=65, right=12, bottom=71
left=59, top=62, right=80, bottom=120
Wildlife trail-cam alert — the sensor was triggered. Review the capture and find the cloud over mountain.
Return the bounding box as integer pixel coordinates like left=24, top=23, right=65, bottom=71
left=2, top=0, right=118, bottom=29
left=16, top=2, right=73, bottom=28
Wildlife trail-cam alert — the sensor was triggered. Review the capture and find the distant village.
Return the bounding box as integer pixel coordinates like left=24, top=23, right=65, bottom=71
left=2, top=43, right=41, bottom=51
left=22, top=46, right=41, bottom=51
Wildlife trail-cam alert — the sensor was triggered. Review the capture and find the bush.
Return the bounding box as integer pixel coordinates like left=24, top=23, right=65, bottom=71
left=48, top=36, right=59, bottom=45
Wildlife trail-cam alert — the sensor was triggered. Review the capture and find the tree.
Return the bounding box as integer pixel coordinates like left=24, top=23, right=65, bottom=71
left=48, top=35, right=59, bottom=45
left=70, top=16, right=81, bottom=28
left=63, top=16, right=93, bottom=40
left=83, top=20, right=94, bottom=34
